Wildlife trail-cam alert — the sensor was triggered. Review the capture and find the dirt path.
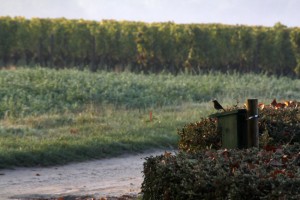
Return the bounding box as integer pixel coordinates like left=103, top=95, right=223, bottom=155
left=0, top=150, right=171, bottom=199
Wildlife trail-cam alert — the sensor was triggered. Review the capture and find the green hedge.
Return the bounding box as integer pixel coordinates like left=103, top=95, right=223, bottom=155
left=1, top=17, right=300, bottom=76
left=142, top=144, right=300, bottom=199
left=178, top=101, right=300, bottom=152
left=142, top=101, right=300, bottom=199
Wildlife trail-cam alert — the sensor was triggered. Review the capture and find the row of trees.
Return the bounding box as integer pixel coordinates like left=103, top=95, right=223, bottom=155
left=1, top=16, right=300, bottom=76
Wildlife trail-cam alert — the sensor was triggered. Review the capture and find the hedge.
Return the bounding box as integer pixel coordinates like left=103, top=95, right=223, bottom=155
left=142, top=144, right=300, bottom=199
left=178, top=100, right=300, bottom=153
left=142, top=100, right=300, bottom=199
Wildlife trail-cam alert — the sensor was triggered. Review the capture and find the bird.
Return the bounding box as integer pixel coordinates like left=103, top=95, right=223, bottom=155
left=212, top=99, right=226, bottom=112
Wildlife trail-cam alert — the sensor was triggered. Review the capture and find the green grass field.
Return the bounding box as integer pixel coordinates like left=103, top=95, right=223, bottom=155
left=0, top=67, right=299, bottom=168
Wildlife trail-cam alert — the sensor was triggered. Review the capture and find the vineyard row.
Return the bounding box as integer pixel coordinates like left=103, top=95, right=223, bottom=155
left=1, top=17, right=300, bottom=76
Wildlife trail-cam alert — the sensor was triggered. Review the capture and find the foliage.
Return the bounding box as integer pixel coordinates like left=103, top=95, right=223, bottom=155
left=178, top=118, right=221, bottom=152
left=159, top=99, right=300, bottom=198
left=0, top=17, right=299, bottom=76
left=178, top=100, right=300, bottom=152
left=142, top=144, right=300, bottom=199
left=259, top=100, right=300, bottom=146
left=0, top=68, right=299, bottom=168
left=290, top=28, right=300, bottom=76
left=1, top=68, right=300, bottom=119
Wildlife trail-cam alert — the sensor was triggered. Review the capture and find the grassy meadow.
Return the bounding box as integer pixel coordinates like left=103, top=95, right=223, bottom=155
left=0, top=67, right=299, bottom=168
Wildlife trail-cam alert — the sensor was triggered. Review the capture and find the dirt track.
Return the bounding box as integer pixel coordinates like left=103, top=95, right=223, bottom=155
left=0, top=150, right=170, bottom=199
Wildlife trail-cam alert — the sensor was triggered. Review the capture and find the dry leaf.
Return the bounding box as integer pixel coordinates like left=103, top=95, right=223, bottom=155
left=271, top=99, right=277, bottom=107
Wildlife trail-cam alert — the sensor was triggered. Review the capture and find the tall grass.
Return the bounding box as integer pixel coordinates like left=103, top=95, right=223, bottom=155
left=0, top=67, right=299, bottom=118
left=0, top=67, right=299, bottom=168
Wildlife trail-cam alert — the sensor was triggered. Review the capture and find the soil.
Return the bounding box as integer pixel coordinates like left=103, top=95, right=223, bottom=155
left=0, top=150, right=172, bottom=200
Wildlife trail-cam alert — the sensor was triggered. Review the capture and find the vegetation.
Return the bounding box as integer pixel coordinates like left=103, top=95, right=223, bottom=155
left=143, top=103, right=300, bottom=199
left=178, top=101, right=300, bottom=152
left=1, top=17, right=299, bottom=199
left=0, top=67, right=299, bottom=168
left=142, top=144, right=300, bottom=199
left=0, top=104, right=197, bottom=169
left=1, top=67, right=299, bottom=119
left=1, top=17, right=300, bottom=76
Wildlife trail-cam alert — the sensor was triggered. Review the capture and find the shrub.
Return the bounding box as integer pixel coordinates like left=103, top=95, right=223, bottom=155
left=143, top=100, right=300, bottom=199
left=178, top=100, right=300, bottom=152
left=259, top=101, right=300, bottom=146
left=177, top=118, right=221, bottom=152
left=142, top=144, right=300, bottom=199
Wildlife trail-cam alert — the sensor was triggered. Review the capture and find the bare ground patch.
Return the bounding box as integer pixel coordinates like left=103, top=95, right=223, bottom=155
left=0, top=150, right=173, bottom=200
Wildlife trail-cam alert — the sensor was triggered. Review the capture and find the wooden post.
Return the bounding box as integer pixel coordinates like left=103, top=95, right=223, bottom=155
left=246, top=99, right=259, bottom=147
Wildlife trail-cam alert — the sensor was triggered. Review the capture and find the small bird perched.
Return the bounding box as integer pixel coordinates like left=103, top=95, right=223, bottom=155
left=212, top=99, right=226, bottom=111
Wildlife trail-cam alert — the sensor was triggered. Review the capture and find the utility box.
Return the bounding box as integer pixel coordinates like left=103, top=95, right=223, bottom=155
left=209, top=109, right=247, bottom=149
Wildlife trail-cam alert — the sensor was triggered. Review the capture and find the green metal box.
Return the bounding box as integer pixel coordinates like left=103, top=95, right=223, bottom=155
left=210, top=109, right=247, bottom=149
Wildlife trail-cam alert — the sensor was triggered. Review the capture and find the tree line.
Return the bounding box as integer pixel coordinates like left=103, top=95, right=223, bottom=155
left=1, top=16, right=300, bottom=76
